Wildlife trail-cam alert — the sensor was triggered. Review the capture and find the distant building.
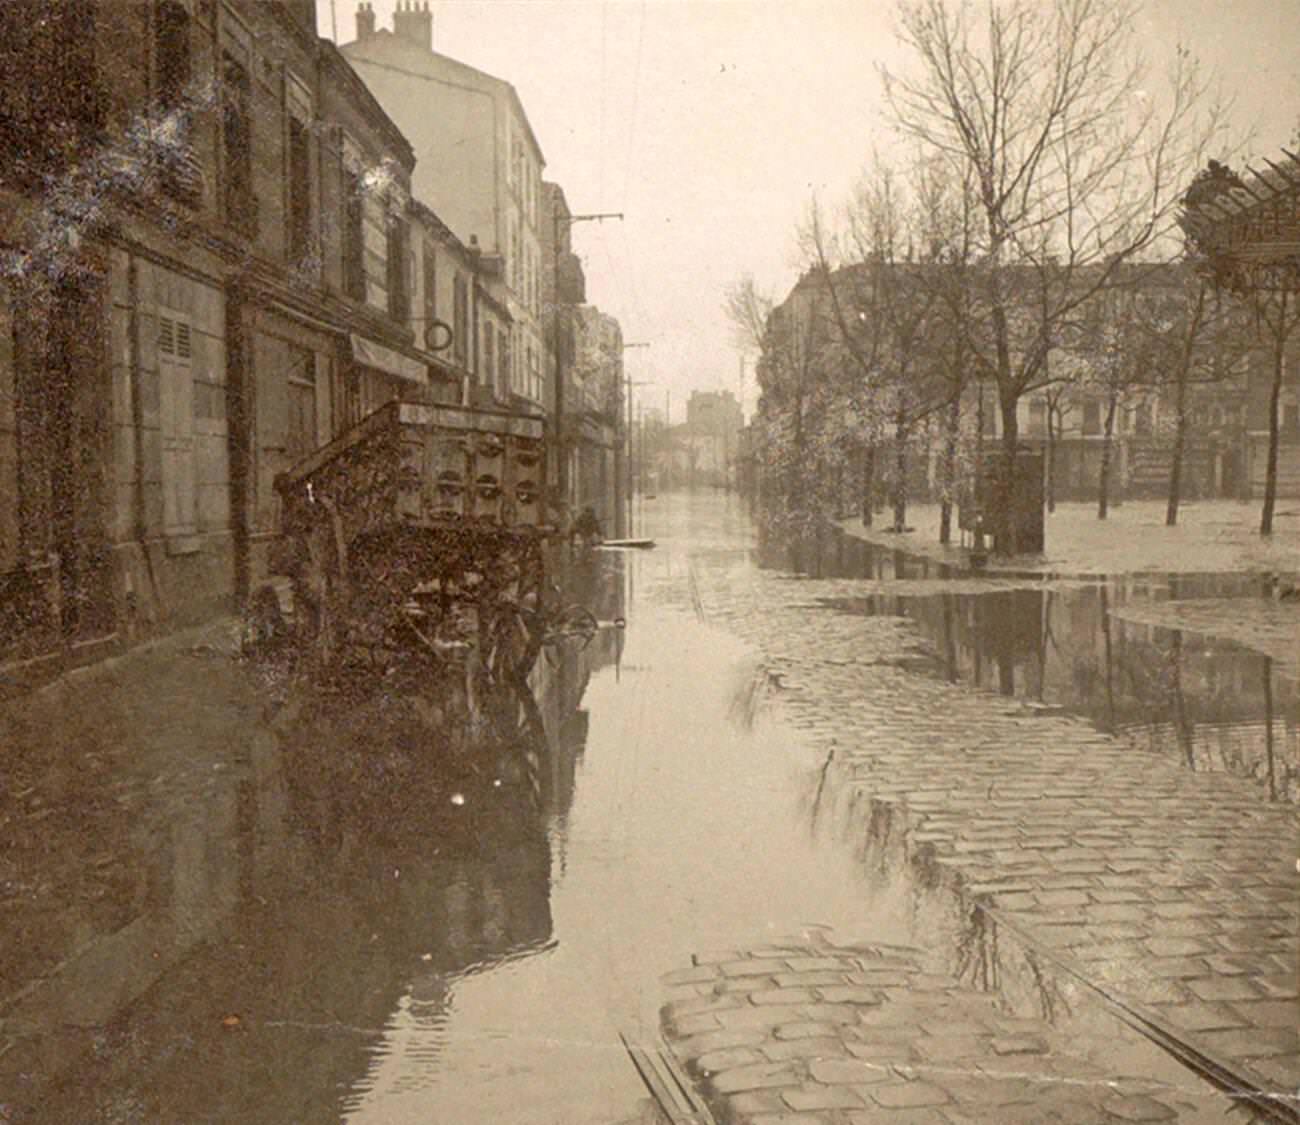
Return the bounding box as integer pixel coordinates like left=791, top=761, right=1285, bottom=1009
left=680, top=390, right=743, bottom=487
left=341, top=3, right=547, bottom=411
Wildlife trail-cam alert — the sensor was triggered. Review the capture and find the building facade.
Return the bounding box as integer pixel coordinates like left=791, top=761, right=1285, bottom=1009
left=0, top=0, right=480, bottom=670
left=340, top=4, right=547, bottom=412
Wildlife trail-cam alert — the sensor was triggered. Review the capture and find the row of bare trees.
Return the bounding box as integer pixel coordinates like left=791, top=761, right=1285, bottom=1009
left=733, top=0, right=1298, bottom=553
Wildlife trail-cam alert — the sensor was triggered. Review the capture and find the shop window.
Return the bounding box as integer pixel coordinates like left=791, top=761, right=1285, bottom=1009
left=158, top=312, right=197, bottom=534
left=287, top=115, right=312, bottom=262
left=343, top=172, right=366, bottom=300
left=221, top=54, right=255, bottom=234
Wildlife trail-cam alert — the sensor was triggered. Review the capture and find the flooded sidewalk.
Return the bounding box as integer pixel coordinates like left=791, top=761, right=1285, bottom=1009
left=663, top=494, right=1297, bottom=1120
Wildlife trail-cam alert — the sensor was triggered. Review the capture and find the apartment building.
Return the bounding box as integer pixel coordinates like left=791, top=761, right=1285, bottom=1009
left=341, top=3, right=547, bottom=412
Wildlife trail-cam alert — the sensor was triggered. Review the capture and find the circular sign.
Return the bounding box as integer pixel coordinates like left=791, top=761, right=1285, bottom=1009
left=424, top=319, right=454, bottom=352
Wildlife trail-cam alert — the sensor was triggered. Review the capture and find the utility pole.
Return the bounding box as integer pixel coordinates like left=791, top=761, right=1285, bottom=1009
left=620, top=343, right=650, bottom=536
left=552, top=206, right=622, bottom=529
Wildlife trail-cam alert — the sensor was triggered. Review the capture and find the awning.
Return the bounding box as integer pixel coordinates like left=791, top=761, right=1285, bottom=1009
left=350, top=333, right=427, bottom=384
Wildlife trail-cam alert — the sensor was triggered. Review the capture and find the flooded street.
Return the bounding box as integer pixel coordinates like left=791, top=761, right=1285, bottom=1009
left=2, top=490, right=893, bottom=1124
left=3, top=490, right=1295, bottom=1123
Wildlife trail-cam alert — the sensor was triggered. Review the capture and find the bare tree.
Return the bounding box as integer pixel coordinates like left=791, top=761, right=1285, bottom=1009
left=882, top=0, right=1231, bottom=552
left=724, top=274, right=774, bottom=357
left=804, top=172, right=951, bottom=533
left=1250, top=287, right=1300, bottom=536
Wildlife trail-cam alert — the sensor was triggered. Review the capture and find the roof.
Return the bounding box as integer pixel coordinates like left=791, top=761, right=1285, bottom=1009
left=340, top=31, right=546, bottom=166
left=319, top=41, right=416, bottom=170
left=1179, top=153, right=1300, bottom=293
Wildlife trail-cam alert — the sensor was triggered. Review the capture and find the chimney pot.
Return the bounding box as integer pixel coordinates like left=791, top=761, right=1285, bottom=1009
left=355, top=0, right=375, bottom=38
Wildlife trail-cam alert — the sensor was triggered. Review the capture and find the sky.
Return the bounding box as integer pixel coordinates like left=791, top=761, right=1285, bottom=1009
left=318, top=0, right=1300, bottom=424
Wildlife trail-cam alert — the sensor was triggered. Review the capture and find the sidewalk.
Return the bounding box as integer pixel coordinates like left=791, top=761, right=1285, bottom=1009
left=660, top=551, right=1299, bottom=1121
left=659, top=936, right=1239, bottom=1123
left=840, top=501, right=1300, bottom=578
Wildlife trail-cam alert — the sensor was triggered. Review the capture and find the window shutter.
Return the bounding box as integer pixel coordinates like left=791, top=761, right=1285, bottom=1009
left=158, top=312, right=196, bottom=534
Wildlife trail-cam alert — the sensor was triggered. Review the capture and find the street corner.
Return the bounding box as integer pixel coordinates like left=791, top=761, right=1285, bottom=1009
left=655, top=940, right=1203, bottom=1125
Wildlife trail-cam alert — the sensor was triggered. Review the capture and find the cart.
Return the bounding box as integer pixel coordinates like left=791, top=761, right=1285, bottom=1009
left=261, top=399, right=584, bottom=738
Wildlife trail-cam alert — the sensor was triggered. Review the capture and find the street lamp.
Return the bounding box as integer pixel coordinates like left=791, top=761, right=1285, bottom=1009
left=552, top=206, right=622, bottom=523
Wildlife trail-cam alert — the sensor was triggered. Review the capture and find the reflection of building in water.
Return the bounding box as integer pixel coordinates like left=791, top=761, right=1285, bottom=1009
left=3, top=551, right=626, bottom=1120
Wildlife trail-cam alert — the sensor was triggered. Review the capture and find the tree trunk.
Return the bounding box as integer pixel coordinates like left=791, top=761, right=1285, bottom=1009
left=1045, top=402, right=1056, bottom=514
left=1261, top=292, right=1287, bottom=536
left=1166, top=366, right=1189, bottom=527
left=861, top=444, right=875, bottom=527
left=939, top=395, right=960, bottom=545
left=1098, top=390, right=1118, bottom=520
left=992, top=391, right=1019, bottom=555
left=892, top=407, right=908, bottom=533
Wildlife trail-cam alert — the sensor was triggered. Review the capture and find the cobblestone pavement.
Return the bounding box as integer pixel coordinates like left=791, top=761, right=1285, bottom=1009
left=660, top=936, right=1231, bottom=1124
left=643, top=545, right=1300, bottom=1118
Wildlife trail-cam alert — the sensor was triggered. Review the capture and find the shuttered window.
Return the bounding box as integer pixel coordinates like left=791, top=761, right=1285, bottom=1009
left=159, top=312, right=197, bottom=534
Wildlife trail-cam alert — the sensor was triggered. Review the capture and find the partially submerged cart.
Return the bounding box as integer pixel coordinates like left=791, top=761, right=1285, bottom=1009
left=262, top=399, right=591, bottom=736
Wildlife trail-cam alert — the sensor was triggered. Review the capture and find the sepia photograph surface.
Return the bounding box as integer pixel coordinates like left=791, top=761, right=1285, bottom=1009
left=0, top=1, right=1297, bottom=1122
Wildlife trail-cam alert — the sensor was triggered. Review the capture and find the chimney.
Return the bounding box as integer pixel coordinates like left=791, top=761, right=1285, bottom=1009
left=393, top=0, right=433, bottom=51
left=355, top=1, right=375, bottom=38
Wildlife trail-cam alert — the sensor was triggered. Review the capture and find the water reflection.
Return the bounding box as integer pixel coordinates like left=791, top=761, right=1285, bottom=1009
left=0, top=553, right=624, bottom=1123
left=767, top=526, right=1299, bottom=802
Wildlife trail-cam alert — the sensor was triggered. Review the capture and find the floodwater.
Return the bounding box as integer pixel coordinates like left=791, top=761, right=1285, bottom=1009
left=765, top=523, right=1300, bottom=803
left=1, top=492, right=893, bottom=1124
left=5, top=491, right=1289, bottom=1124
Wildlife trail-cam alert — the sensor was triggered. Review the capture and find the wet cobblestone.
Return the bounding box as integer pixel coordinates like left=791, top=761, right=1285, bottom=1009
left=645, top=546, right=1300, bottom=1113
left=660, top=939, right=1226, bottom=1123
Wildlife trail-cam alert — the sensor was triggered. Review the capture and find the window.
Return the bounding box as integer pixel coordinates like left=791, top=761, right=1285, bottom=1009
left=1028, top=398, right=1046, bottom=437
left=158, top=312, right=196, bottom=534
left=483, top=321, right=495, bottom=387
left=499, top=328, right=511, bottom=398
left=286, top=346, right=317, bottom=461
left=156, top=1, right=191, bottom=112
left=422, top=242, right=437, bottom=329
left=452, top=275, right=468, bottom=367
left=0, top=2, right=102, bottom=180
left=1082, top=400, right=1101, bottom=436
left=221, top=54, right=254, bottom=233
left=1134, top=401, right=1152, bottom=436
left=386, top=214, right=409, bottom=321
left=286, top=115, right=312, bottom=262
left=343, top=172, right=365, bottom=300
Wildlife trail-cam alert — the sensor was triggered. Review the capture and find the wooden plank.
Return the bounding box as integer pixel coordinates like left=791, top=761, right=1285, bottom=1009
left=619, top=1033, right=718, bottom=1125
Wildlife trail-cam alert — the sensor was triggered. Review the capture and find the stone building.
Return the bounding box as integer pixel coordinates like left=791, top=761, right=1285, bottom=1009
left=0, top=0, right=477, bottom=670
